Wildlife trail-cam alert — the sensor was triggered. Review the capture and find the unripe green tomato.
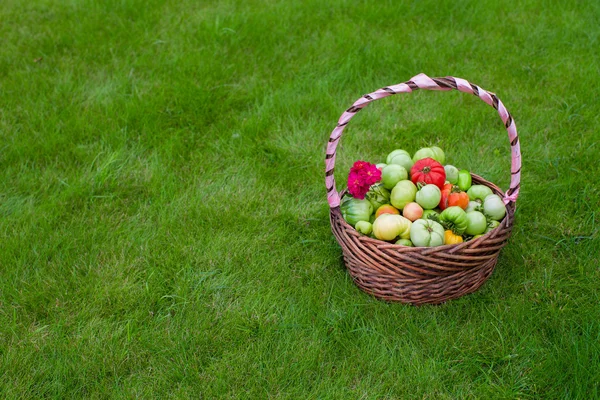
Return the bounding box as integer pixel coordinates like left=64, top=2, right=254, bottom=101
left=386, top=149, right=411, bottom=164
left=412, top=147, right=436, bottom=163
left=415, top=184, right=442, bottom=210
left=381, top=164, right=408, bottom=190
left=430, top=146, right=446, bottom=164
left=483, top=194, right=506, bottom=221
left=464, top=211, right=487, bottom=235
left=390, top=180, right=417, bottom=210
left=467, top=185, right=493, bottom=202
left=355, top=221, right=373, bottom=235
left=389, top=153, right=414, bottom=173
left=457, top=170, right=472, bottom=191
left=485, top=219, right=501, bottom=233
left=421, top=208, right=440, bottom=220
left=444, top=165, right=459, bottom=184
left=410, top=219, right=445, bottom=247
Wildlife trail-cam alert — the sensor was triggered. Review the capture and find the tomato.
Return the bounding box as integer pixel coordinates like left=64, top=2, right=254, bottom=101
left=375, top=204, right=400, bottom=219
left=381, top=164, right=408, bottom=190
left=355, top=221, right=372, bottom=235
left=467, top=185, right=493, bottom=203
left=440, top=183, right=451, bottom=210
left=447, top=190, right=469, bottom=209
left=410, top=158, right=446, bottom=189
left=376, top=163, right=387, bottom=171
left=412, top=146, right=445, bottom=164
left=483, top=194, right=507, bottom=221
left=413, top=147, right=436, bottom=162
left=415, top=184, right=442, bottom=210
left=373, top=214, right=412, bottom=241
left=464, top=211, right=487, bottom=235
left=340, top=197, right=373, bottom=226
left=444, top=230, right=463, bottom=244
left=465, top=201, right=481, bottom=213
left=395, top=238, right=413, bottom=246
left=389, top=153, right=414, bottom=174
left=421, top=208, right=440, bottom=220
left=410, top=219, right=445, bottom=247
left=386, top=149, right=410, bottom=164
left=457, top=170, right=472, bottom=191
left=430, top=146, right=446, bottom=164
left=402, top=202, right=423, bottom=221
left=365, top=183, right=390, bottom=211
left=444, top=165, right=459, bottom=184
left=390, top=180, right=417, bottom=210
left=438, top=206, right=468, bottom=235
left=440, top=184, right=469, bottom=210
left=485, top=219, right=501, bottom=233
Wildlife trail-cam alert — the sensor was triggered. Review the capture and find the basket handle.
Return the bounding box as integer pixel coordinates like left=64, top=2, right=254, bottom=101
left=325, top=73, right=521, bottom=209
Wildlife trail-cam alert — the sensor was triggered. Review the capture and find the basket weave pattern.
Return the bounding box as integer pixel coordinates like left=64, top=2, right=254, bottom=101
left=325, top=74, right=521, bottom=305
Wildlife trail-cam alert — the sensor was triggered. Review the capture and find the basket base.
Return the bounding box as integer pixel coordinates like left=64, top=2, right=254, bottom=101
left=345, top=253, right=498, bottom=305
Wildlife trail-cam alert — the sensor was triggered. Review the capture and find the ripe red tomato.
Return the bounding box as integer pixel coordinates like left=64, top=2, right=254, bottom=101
left=410, top=158, right=446, bottom=189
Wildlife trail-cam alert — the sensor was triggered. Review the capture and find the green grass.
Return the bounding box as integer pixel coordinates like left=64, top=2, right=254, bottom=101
left=1, top=0, right=599, bottom=398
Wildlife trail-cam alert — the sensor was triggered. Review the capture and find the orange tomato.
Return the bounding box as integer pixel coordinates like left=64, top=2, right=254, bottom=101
left=447, top=191, right=469, bottom=209
left=375, top=204, right=400, bottom=219
left=440, top=184, right=469, bottom=210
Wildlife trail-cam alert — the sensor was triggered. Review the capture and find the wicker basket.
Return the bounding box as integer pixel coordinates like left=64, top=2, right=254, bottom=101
left=325, top=73, right=521, bottom=305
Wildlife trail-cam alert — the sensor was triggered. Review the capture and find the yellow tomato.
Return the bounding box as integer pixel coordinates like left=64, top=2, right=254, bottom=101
left=444, top=230, right=463, bottom=245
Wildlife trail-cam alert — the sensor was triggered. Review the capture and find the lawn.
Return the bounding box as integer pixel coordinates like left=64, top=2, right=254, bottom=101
left=1, top=0, right=599, bottom=398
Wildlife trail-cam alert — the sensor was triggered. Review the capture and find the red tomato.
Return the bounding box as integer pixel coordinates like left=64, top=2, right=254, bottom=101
left=410, top=158, right=446, bottom=190
left=440, top=184, right=452, bottom=210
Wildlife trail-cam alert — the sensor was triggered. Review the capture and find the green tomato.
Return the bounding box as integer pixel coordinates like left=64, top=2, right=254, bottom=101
left=389, top=153, right=414, bottom=173
left=381, top=164, right=408, bottom=190
left=390, top=180, right=417, bottom=210
left=464, top=211, right=487, bottom=235
left=365, top=183, right=391, bottom=211
left=395, top=238, right=413, bottom=246
left=467, top=185, right=493, bottom=202
left=465, top=200, right=482, bottom=213
left=355, top=221, right=373, bottom=235
left=412, top=147, right=436, bottom=162
left=386, top=149, right=411, bottom=164
left=430, top=146, right=446, bottom=164
left=457, top=170, right=472, bottom=191
left=410, top=219, right=445, bottom=247
left=444, top=165, right=459, bottom=184
left=415, top=184, right=442, bottom=210
left=372, top=214, right=412, bottom=241
left=421, top=208, right=440, bottom=220
left=483, top=194, right=507, bottom=221
left=340, top=197, right=373, bottom=226
left=376, top=163, right=387, bottom=171
left=485, top=219, right=501, bottom=233
left=438, top=206, right=468, bottom=235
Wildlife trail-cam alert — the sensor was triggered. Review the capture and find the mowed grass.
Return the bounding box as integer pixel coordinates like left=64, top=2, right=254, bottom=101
left=1, top=0, right=599, bottom=398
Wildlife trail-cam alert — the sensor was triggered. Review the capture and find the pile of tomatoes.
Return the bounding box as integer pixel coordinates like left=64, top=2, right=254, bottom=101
left=340, top=146, right=507, bottom=247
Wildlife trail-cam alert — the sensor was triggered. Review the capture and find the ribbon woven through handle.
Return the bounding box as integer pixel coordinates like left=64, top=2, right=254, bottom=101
left=325, top=73, right=521, bottom=208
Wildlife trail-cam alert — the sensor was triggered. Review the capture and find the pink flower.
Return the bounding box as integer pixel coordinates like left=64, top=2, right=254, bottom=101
left=347, top=160, right=381, bottom=199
